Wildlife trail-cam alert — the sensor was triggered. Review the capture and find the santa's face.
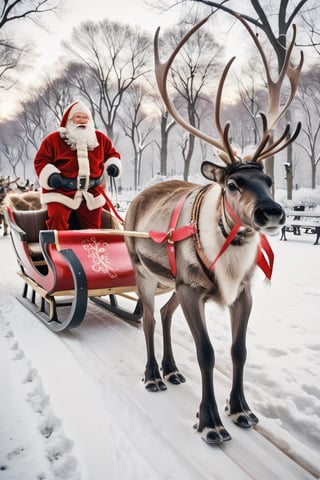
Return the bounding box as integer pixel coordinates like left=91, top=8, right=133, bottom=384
left=71, top=112, right=90, bottom=127
left=65, top=112, right=98, bottom=149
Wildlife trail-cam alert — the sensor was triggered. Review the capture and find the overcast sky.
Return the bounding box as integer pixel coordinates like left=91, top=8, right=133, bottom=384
left=1, top=0, right=181, bottom=119
left=2, top=0, right=313, bottom=120
left=35, top=0, right=176, bottom=63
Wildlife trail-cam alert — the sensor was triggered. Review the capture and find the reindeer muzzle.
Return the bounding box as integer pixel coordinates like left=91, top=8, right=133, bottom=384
left=254, top=200, right=285, bottom=234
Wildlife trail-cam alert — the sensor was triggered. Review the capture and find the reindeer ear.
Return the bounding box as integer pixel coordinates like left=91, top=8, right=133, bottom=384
left=201, top=161, right=225, bottom=183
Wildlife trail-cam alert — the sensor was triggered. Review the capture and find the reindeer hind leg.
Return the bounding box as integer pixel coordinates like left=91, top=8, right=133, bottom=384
left=161, top=292, right=186, bottom=385
left=135, top=266, right=167, bottom=393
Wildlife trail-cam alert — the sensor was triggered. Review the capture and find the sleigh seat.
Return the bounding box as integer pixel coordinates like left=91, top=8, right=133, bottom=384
left=7, top=207, right=121, bottom=260
left=10, top=208, right=48, bottom=259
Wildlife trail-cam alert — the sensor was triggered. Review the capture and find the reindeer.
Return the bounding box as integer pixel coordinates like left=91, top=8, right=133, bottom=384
left=0, top=176, right=21, bottom=235
left=4, top=190, right=42, bottom=211
left=124, top=15, right=303, bottom=444
left=0, top=177, right=42, bottom=235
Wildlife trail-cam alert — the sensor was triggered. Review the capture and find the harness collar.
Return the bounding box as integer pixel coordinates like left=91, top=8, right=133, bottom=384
left=220, top=190, right=254, bottom=245
left=191, top=186, right=246, bottom=273
left=218, top=218, right=252, bottom=245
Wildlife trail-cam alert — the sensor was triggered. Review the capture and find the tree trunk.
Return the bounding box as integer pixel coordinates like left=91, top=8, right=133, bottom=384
left=160, top=114, right=169, bottom=176
left=286, top=143, right=293, bottom=200
left=183, top=133, right=195, bottom=181
left=264, top=156, right=275, bottom=199
left=312, top=162, right=316, bottom=189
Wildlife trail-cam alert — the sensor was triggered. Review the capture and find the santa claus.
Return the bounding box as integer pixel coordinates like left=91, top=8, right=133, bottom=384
left=34, top=100, right=122, bottom=230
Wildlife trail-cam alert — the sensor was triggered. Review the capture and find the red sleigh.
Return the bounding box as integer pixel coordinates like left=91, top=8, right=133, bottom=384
left=5, top=206, right=144, bottom=332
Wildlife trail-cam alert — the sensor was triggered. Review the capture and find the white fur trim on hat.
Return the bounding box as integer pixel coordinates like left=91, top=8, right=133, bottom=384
left=68, top=101, right=91, bottom=120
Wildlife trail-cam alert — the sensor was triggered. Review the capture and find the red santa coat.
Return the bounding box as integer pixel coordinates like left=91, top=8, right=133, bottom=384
left=34, top=130, right=121, bottom=210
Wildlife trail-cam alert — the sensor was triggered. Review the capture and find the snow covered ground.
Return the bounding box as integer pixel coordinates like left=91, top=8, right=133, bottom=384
left=0, top=228, right=319, bottom=480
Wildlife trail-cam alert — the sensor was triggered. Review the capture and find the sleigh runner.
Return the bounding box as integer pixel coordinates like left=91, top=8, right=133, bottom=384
left=5, top=206, right=146, bottom=332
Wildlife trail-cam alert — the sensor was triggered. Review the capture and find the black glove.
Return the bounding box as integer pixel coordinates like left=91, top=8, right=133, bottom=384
left=48, top=173, right=72, bottom=189
left=48, top=173, right=63, bottom=188
left=106, top=164, right=119, bottom=177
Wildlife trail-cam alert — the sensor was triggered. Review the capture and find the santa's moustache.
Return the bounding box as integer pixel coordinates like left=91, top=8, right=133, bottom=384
left=66, top=122, right=98, bottom=150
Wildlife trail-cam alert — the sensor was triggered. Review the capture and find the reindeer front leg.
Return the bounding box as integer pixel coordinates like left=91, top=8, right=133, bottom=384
left=227, top=286, right=259, bottom=427
left=177, top=284, right=231, bottom=444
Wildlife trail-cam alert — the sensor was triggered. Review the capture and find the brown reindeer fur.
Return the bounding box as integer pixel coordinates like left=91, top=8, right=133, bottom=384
left=4, top=191, right=43, bottom=211
left=1, top=191, right=44, bottom=235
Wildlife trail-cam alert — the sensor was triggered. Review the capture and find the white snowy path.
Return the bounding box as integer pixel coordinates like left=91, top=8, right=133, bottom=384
left=0, top=233, right=319, bottom=480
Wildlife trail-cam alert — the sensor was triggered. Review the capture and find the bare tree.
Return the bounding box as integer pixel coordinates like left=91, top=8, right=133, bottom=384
left=298, top=1, right=320, bottom=55
left=147, top=85, right=176, bottom=176
left=17, top=96, right=55, bottom=160
left=160, top=22, right=222, bottom=179
left=0, top=76, right=71, bottom=180
left=237, top=56, right=268, bottom=147
left=0, top=0, right=61, bottom=89
left=62, top=20, right=152, bottom=140
left=2, top=96, right=56, bottom=180
left=0, top=121, right=26, bottom=176
left=295, top=66, right=320, bottom=189
left=157, top=108, right=176, bottom=176
left=119, top=85, right=155, bottom=190
left=39, top=76, right=75, bottom=123
left=0, top=0, right=61, bottom=29
left=0, top=41, right=25, bottom=90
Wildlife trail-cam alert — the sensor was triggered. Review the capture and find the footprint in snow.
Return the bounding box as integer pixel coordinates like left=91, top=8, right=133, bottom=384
left=266, top=348, right=286, bottom=358
left=0, top=316, right=81, bottom=480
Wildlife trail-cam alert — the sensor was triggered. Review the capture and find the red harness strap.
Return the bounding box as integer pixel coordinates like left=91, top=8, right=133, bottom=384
left=149, top=193, right=196, bottom=276
left=256, top=233, right=274, bottom=280
left=208, top=224, right=241, bottom=271
left=96, top=186, right=125, bottom=224
left=219, top=197, right=274, bottom=279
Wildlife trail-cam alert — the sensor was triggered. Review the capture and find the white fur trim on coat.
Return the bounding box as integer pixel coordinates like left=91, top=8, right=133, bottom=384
left=39, top=164, right=61, bottom=190
left=41, top=191, right=105, bottom=211
left=105, top=157, right=122, bottom=177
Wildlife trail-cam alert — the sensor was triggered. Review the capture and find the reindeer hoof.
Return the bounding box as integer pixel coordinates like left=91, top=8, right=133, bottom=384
left=145, top=379, right=167, bottom=392
left=194, top=419, right=232, bottom=444
left=200, top=426, right=232, bottom=444
left=164, top=371, right=186, bottom=385
left=225, top=399, right=259, bottom=428
left=230, top=411, right=259, bottom=428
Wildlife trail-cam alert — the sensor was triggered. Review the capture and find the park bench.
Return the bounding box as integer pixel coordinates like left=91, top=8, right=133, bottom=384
left=280, top=209, right=320, bottom=245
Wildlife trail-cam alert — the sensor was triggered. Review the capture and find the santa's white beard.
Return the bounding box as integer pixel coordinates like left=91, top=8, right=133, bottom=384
left=65, top=122, right=99, bottom=150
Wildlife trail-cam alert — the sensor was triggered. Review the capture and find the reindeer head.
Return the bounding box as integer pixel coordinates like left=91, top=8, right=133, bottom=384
left=0, top=176, right=20, bottom=203
left=154, top=15, right=303, bottom=236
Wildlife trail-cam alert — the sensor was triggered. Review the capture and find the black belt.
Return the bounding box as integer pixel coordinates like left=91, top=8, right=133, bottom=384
left=61, top=175, right=103, bottom=190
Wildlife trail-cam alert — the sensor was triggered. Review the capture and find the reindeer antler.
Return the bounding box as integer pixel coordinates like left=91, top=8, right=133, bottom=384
left=0, top=176, right=20, bottom=186
left=154, top=16, right=238, bottom=165
left=237, top=15, right=304, bottom=163
left=154, top=15, right=303, bottom=166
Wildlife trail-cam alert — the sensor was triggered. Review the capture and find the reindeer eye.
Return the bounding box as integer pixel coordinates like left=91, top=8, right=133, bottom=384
left=227, top=181, right=239, bottom=193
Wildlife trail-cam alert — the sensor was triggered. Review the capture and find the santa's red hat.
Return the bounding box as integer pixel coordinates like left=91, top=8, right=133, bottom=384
left=58, top=101, right=93, bottom=133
